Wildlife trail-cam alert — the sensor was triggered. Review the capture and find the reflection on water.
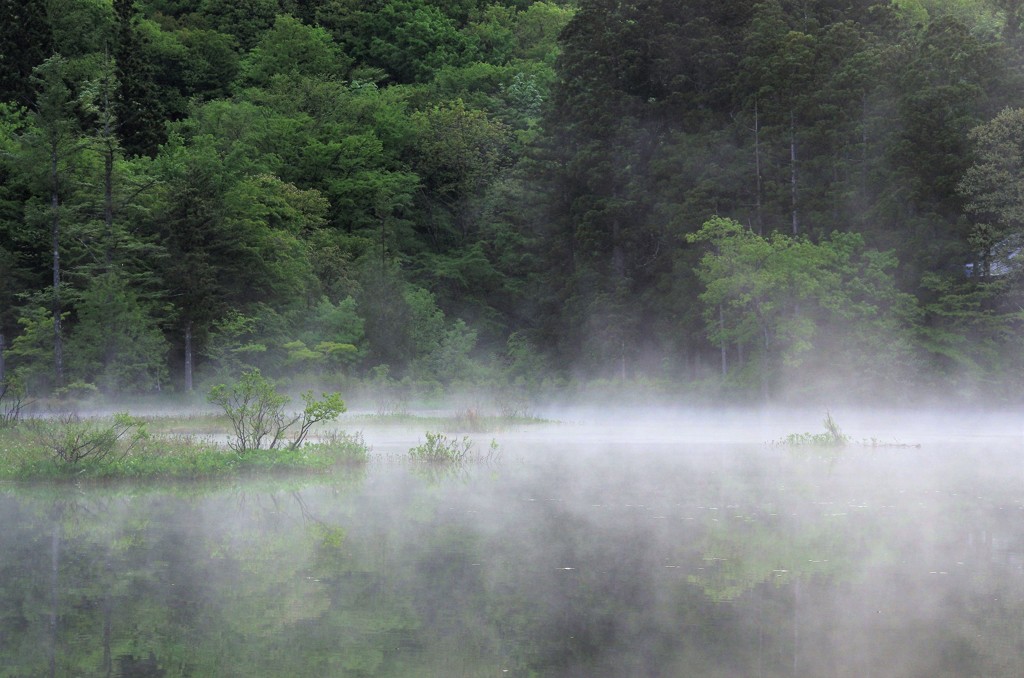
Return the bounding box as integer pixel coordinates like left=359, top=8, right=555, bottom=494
left=3, top=440, right=1024, bottom=677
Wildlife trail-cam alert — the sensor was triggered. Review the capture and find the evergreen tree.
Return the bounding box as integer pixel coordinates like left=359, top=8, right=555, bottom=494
left=0, top=0, right=53, bottom=106
left=113, top=0, right=166, bottom=157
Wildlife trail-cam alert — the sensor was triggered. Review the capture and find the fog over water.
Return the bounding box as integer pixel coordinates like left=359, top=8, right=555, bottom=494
left=3, top=408, right=1024, bottom=676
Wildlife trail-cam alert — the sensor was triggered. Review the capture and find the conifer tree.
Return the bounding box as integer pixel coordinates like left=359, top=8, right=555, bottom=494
left=113, top=0, right=165, bottom=157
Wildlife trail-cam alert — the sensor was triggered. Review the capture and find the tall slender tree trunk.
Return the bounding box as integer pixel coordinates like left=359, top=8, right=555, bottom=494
left=719, top=305, right=727, bottom=377
left=0, top=332, right=5, bottom=384
left=753, top=98, right=764, bottom=235
left=861, top=92, right=869, bottom=205
left=50, top=139, right=63, bottom=388
left=611, top=218, right=625, bottom=277
left=184, top=320, right=193, bottom=392
left=102, top=132, right=117, bottom=380
left=790, top=110, right=799, bottom=236
left=103, top=138, right=114, bottom=268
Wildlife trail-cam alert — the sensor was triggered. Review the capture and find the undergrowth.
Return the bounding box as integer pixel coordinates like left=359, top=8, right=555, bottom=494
left=776, top=412, right=850, bottom=447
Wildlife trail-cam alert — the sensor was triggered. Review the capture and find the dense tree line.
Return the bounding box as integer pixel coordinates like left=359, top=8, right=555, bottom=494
left=1, top=0, right=1023, bottom=402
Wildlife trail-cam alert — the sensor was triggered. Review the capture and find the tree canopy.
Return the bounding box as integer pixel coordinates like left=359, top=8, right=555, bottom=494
left=2, top=0, right=1024, bottom=403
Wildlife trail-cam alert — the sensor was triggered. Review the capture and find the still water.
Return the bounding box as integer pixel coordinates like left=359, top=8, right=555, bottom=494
left=3, top=424, right=1024, bottom=677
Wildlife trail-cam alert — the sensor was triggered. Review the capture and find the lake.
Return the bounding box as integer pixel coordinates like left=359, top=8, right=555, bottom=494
left=3, top=410, right=1024, bottom=677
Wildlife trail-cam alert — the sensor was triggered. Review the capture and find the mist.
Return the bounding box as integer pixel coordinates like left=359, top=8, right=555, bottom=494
left=3, top=403, right=1024, bottom=676
left=4, top=0, right=1024, bottom=674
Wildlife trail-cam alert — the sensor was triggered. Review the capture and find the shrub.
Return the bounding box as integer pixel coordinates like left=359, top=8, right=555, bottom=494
left=409, top=432, right=473, bottom=463
left=34, top=412, right=147, bottom=465
left=408, top=432, right=499, bottom=463
left=207, top=369, right=346, bottom=454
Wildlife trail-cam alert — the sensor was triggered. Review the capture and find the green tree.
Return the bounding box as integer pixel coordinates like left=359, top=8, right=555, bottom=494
left=22, top=56, right=87, bottom=390
left=237, top=15, right=353, bottom=88
left=197, top=0, right=278, bottom=50
left=0, top=0, right=53, bottom=106
left=687, top=216, right=917, bottom=397
left=958, top=107, right=1024, bottom=279
left=113, top=0, right=166, bottom=157
left=65, top=272, right=169, bottom=392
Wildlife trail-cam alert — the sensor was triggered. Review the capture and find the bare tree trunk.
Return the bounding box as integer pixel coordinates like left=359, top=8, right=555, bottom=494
left=0, top=332, right=5, bottom=384
left=790, top=110, right=799, bottom=236
left=103, top=145, right=114, bottom=266
left=719, top=305, right=727, bottom=377
left=184, top=320, right=193, bottom=392
left=184, top=320, right=193, bottom=391
left=754, top=98, right=764, bottom=235
left=861, top=92, right=869, bottom=204
left=611, top=219, right=625, bottom=278
left=50, top=140, right=63, bottom=389
left=101, top=51, right=115, bottom=271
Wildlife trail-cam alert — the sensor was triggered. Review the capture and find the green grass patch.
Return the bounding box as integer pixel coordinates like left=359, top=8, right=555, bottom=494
left=0, top=419, right=370, bottom=481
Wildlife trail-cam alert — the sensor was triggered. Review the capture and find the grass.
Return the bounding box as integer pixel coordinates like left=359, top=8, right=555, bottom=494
left=0, top=417, right=370, bottom=481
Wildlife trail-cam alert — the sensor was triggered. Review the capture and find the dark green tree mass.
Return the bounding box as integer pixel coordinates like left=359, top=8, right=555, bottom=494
left=1, top=0, right=1023, bottom=403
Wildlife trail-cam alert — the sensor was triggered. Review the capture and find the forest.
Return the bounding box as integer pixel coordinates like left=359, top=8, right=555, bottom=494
left=2, top=0, right=1024, bottom=404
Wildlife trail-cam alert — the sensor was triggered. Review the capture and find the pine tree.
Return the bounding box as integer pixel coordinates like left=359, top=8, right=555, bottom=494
left=113, top=0, right=165, bottom=157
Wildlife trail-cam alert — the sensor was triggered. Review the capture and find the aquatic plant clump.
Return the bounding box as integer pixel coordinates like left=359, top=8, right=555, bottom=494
left=777, top=412, right=850, bottom=447
left=408, top=432, right=499, bottom=464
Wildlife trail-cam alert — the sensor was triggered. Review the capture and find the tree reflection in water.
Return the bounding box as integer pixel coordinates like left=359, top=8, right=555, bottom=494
left=2, top=443, right=1024, bottom=676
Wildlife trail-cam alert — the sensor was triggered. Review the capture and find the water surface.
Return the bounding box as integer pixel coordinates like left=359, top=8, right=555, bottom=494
left=3, top=422, right=1023, bottom=677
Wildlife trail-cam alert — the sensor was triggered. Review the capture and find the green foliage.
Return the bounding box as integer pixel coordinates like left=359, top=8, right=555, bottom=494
left=1, top=0, right=1024, bottom=400
left=687, top=217, right=917, bottom=395
left=6, top=306, right=64, bottom=395
left=916, top=273, right=1024, bottom=394
left=204, top=310, right=268, bottom=377
left=959, top=107, right=1024, bottom=278
left=207, top=369, right=346, bottom=454
left=207, top=368, right=290, bottom=454
left=407, top=432, right=475, bottom=464
left=293, top=390, right=347, bottom=450
left=238, top=15, right=353, bottom=87
left=32, top=411, right=147, bottom=465
left=65, top=272, right=169, bottom=393
left=363, top=0, right=473, bottom=83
